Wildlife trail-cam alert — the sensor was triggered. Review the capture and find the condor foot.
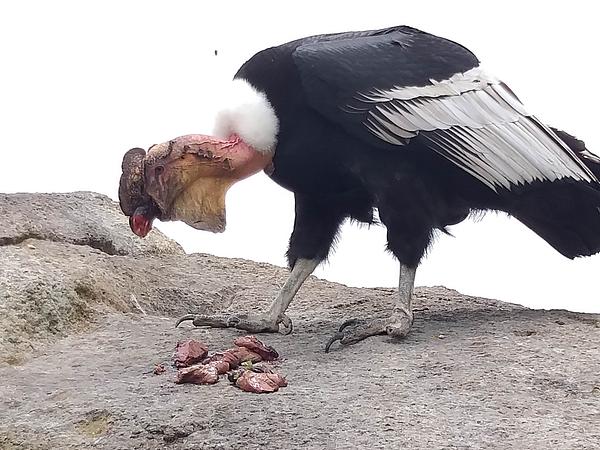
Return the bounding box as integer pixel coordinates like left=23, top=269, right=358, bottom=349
left=175, top=312, right=293, bottom=335
left=324, top=312, right=413, bottom=353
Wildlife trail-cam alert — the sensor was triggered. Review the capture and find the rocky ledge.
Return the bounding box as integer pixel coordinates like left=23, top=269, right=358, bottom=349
left=0, top=192, right=598, bottom=449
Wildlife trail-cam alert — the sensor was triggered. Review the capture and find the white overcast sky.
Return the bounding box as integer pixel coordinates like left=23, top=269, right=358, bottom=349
left=1, top=1, right=599, bottom=313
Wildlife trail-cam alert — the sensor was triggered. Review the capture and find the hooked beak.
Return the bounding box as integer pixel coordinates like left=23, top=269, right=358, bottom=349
left=129, top=205, right=157, bottom=237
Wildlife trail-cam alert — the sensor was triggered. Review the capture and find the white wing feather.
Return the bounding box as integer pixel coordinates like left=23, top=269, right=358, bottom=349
left=360, top=67, right=595, bottom=191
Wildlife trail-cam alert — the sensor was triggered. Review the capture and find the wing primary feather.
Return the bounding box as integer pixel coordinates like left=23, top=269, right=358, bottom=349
left=511, top=120, right=569, bottom=179
left=365, top=118, right=406, bottom=145
left=517, top=117, right=590, bottom=181
left=449, top=127, right=513, bottom=188
left=376, top=103, right=428, bottom=132
left=400, top=99, right=452, bottom=129
left=409, top=98, right=457, bottom=127
left=530, top=117, right=596, bottom=181
left=457, top=126, right=529, bottom=185
left=432, top=129, right=505, bottom=186
left=489, top=122, right=552, bottom=178
left=490, top=83, right=529, bottom=115
left=423, top=133, right=499, bottom=191
left=478, top=126, right=541, bottom=183
left=371, top=113, right=417, bottom=140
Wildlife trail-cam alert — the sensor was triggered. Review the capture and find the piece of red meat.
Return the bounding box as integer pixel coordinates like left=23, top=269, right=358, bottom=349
left=233, top=336, right=279, bottom=361
left=234, top=369, right=287, bottom=393
left=172, top=339, right=209, bottom=368
left=175, top=364, right=219, bottom=385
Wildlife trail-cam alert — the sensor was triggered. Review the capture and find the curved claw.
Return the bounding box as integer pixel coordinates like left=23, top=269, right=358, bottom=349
left=325, top=318, right=360, bottom=352
left=324, top=331, right=344, bottom=353
left=324, top=316, right=396, bottom=352
left=175, top=314, right=196, bottom=328
left=278, top=314, right=293, bottom=336
left=338, top=318, right=364, bottom=332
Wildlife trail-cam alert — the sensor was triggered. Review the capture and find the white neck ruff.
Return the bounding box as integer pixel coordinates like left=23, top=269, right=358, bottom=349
left=212, top=78, right=279, bottom=154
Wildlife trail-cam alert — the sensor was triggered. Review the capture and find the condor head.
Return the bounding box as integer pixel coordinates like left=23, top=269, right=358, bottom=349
left=119, top=147, right=161, bottom=238
left=119, top=134, right=273, bottom=237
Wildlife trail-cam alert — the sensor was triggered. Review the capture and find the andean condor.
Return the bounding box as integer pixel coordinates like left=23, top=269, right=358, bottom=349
left=119, top=26, right=600, bottom=351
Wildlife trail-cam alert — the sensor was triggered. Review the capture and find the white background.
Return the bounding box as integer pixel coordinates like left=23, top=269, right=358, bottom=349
left=1, top=1, right=598, bottom=312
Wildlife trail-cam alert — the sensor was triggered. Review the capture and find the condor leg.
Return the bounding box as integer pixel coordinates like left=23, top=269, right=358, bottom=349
left=325, top=263, right=416, bottom=352
left=176, top=258, right=319, bottom=334
left=324, top=185, right=431, bottom=351
left=177, top=194, right=342, bottom=334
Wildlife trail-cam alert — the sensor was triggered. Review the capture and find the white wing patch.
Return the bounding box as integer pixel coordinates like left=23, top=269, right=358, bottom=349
left=360, top=67, right=595, bottom=191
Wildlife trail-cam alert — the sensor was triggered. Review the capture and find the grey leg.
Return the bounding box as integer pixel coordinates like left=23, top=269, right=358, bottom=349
left=325, top=263, right=416, bottom=352
left=266, top=258, right=320, bottom=324
left=176, top=258, right=319, bottom=334
left=386, top=263, right=416, bottom=336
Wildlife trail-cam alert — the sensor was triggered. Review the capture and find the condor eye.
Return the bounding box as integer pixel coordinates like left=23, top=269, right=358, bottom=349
left=155, top=166, right=164, bottom=177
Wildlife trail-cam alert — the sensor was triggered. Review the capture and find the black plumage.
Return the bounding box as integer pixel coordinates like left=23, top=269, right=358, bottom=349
left=158, top=25, right=600, bottom=346
left=234, top=25, right=600, bottom=269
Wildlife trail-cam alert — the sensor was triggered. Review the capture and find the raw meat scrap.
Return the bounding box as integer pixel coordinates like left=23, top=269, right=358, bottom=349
left=175, top=364, right=219, bottom=385
left=233, top=335, right=279, bottom=361
left=230, top=368, right=287, bottom=393
left=172, top=339, right=208, bottom=368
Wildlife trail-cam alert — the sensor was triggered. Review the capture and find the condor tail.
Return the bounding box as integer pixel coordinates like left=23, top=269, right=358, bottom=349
left=507, top=128, right=600, bottom=259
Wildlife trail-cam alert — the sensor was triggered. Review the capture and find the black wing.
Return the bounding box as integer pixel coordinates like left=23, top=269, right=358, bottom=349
left=292, top=26, right=594, bottom=191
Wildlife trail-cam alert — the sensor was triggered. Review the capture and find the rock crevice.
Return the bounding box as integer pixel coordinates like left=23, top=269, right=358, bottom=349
left=0, top=232, right=123, bottom=256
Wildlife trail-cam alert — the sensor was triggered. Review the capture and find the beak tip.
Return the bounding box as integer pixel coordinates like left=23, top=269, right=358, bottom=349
left=129, top=214, right=153, bottom=238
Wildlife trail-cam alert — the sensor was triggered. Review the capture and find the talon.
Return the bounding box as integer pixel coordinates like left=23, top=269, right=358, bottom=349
left=175, top=314, right=196, bottom=328
left=278, top=315, right=293, bottom=335
left=338, top=318, right=362, bottom=332
left=324, top=331, right=344, bottom=353
left=325, top=316, right=404, bottom=352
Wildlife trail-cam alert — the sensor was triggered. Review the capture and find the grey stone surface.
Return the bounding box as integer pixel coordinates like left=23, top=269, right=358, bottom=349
left=0, top=192, right=183, bottom=364
left=0, top=192, right=183, bottom=257
left=0, top=192, right=599, bottom=449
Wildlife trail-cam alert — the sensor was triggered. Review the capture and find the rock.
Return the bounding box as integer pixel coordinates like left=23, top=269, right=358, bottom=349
left=0, top=192, right=183, bottom=257
left=0, top=192, right=222, bottom=364
left=1, top=191, right=599, bottom=449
